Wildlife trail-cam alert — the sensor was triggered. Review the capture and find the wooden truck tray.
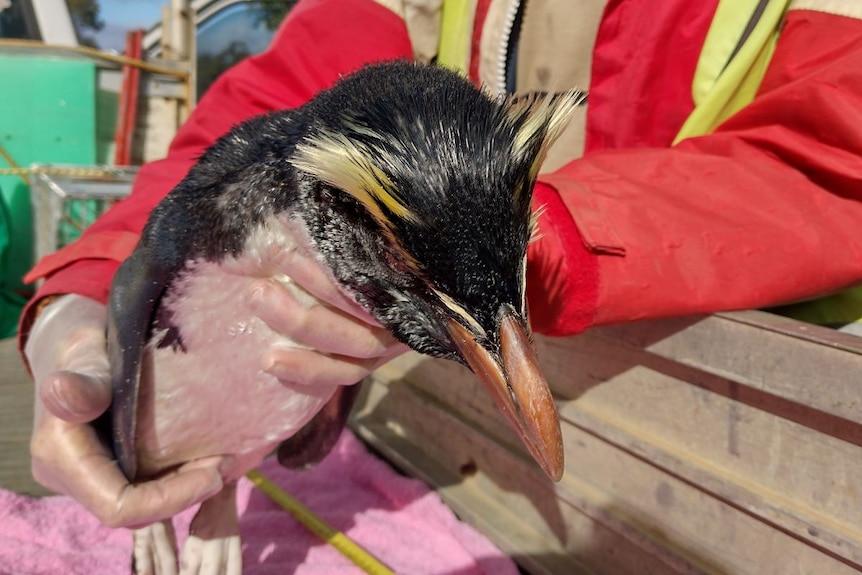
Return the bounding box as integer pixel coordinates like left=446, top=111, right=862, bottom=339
left=351, top=310, right=862, bottom=575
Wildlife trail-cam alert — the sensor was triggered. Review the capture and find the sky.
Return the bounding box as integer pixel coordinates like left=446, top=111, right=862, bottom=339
left=96, top=0, right=164, bottom=52
left=93, top=0, right=274, bottom=55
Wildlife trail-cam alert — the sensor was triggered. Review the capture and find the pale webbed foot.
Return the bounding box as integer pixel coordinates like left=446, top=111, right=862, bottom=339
left=179, top=534, right=242, bottom=575
left=132, top=519, right=179, bottom=575
left=179, top=483, right=242, bottom=575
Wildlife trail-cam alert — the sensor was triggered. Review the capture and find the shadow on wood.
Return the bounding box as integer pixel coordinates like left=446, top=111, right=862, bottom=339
left=351, top=310, right=862, bottom=574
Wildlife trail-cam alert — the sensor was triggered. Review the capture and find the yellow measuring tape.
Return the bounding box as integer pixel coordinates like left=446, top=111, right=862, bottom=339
left=245, top=470, right=395, bottom=575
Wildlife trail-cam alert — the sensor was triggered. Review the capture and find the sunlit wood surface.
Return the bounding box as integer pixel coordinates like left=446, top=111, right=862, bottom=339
left=0, top=337, right=50, bottom=496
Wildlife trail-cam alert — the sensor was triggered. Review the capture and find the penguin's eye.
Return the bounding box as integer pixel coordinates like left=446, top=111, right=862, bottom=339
left=383, top=247, right=414, bottom=275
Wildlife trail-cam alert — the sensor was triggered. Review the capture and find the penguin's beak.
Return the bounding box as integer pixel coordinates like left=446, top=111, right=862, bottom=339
left=447, top=307, right=564, bottom=481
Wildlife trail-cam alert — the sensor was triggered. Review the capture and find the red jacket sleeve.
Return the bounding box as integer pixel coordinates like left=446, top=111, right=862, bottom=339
left=19, top=0, right=413, bottom=342
left=527, top=9, right=862, bottom=335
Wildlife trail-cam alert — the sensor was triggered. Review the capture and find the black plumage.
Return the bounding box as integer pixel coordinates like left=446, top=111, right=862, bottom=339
left=107, top=60, right=582, bottom=574
left=133, top=62, right=556, bottom=358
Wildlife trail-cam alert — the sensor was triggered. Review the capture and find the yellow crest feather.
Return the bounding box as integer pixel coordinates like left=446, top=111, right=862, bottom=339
left=291, top=130, right=418, bottom=227
left=508, top=90, right=585, bottom=181
left=291, top=130, right=422, bottom=272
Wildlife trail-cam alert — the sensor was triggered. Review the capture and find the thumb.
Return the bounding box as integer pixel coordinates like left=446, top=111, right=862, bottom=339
left=40, top=370, right=112, bottom=424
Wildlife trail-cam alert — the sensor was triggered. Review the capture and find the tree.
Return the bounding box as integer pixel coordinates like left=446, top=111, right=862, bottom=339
left=66, top=0, right=104, bottom=48
left=252, top=0, right=299, bottom=31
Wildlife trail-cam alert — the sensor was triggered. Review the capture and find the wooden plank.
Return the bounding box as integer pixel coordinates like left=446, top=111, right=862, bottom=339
left=0, top=337, right=51, bottom=496
left=352, top=387, right=586, bottom=575
left=357, top=310, right=862, bottom=573
left=352, top=378, right=711, bottom=575
left=353, top=370, right=860, bottom=574
left=538, top=335, right=862, bottom=565
left=593, top=311, right=862, bottom=425
left=386, top=326, right=862, bottom=564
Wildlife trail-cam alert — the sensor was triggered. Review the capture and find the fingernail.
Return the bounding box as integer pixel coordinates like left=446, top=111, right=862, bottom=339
left=261, top=350, right=298, bottom=381
left=197, top=471, right=225, bottom=501
left=246, top=285, right=265, bottom=308
left=260, top=351, right=279, bottom=375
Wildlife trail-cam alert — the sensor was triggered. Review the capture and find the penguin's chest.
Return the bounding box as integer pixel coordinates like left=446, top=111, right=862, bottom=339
left=133, top=223, right=339, bottom=480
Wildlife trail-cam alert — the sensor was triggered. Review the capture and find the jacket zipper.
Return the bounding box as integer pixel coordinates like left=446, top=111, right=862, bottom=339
left=493, top=0, right=522, bottom=95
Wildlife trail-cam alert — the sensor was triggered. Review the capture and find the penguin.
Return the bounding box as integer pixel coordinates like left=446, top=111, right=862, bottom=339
left=107, top=60, right=583, bottom=575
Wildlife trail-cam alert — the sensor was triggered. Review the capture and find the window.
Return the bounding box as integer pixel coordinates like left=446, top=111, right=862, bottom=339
left=0, top=0, right=39, bottom=40
left=195, top=2, right=275, bottom=96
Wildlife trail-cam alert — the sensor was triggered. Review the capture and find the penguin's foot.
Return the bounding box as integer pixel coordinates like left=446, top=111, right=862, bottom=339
left=179, top=482, right=242, bottom=575
left=179, top=534, right=242, bottom=575
left=132, top=519, right=179, bottom=575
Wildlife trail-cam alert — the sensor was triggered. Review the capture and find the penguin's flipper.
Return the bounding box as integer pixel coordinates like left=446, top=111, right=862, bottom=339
left=276, top=382, right=364, bottom=469
left=107, top=246, right=168, bottom=481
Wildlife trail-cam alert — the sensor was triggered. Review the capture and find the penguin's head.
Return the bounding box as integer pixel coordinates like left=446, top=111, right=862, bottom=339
left=291, top=61, right=583, bottom=481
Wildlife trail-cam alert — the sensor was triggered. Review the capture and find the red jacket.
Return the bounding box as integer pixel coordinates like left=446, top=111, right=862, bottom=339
left=21, top=0, right=862, bottom=344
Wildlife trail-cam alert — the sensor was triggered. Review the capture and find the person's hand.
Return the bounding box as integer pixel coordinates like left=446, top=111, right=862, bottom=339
left=245, top=239, right=409, bottom=386
left=25, top=257, right=405, bottom=527
left=25, top=294, right=226, bottom=528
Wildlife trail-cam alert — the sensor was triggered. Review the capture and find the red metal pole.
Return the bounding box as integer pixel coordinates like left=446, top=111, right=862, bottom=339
left=113, top=29, right=144, bottom=165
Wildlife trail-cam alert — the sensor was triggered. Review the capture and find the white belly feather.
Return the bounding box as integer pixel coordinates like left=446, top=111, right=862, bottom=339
left=132, top=216, right=339, bottom=479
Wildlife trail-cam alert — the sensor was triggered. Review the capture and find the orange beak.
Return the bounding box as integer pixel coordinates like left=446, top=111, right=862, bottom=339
left=447, top=307, right=564, bottom=481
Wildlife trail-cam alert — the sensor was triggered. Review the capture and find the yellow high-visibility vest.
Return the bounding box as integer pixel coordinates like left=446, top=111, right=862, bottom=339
left=673, top=0, right=792, bottom=143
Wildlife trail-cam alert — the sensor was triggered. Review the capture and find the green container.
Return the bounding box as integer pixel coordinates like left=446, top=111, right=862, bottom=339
left=0, top=54, right=97, bottom=338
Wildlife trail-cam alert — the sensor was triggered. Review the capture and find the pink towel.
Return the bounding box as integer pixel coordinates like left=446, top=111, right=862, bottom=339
left=0, top=431, right=518, bottom=575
